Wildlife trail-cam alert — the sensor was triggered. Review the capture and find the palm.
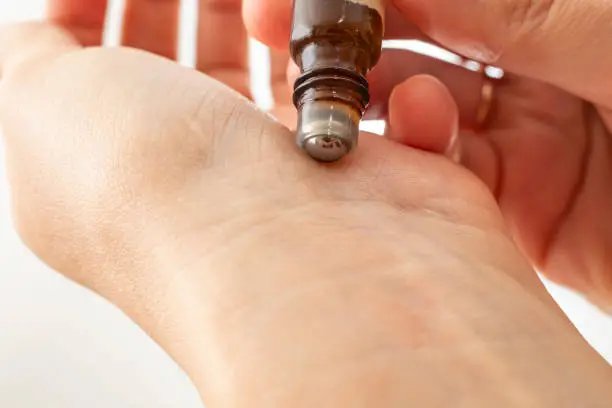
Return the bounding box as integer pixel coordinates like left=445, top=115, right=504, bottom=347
left=46, top=0, right=612, bottom=306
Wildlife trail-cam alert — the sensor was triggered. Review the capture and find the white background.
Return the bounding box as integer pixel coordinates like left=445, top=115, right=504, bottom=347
left=0, top=1, right=610, bottom=407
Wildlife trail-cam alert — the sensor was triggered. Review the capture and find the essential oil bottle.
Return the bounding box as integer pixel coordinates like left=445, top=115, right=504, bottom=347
left=290, top=0, right=385, bottom=162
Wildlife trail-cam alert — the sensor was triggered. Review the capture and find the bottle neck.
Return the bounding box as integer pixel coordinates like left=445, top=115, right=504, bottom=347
left=292, top=67, right=369, bottom=115
left=297, top=42, right=370, bottom=76
left=291, top=66, right=369, bottom=161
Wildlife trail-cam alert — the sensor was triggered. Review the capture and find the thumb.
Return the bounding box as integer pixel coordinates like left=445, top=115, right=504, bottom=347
left=394, top=0, right=612, bottom=105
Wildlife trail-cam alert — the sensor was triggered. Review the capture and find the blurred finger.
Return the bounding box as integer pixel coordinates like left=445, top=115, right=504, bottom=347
left=243, top=0, right=291, bottom=50
left=47, top=0, right=108, bottom=46
left=383, top=4, right=429, bottom=40
left=197, top=0, right=250, bottom=97
left=243, top=0, right=428, bottom=50
left=386, top=75, right=459, bottom=160
left=367, top=49, right=484, bottom=128
left=268, top=48, right=295, bottom=127
left=270, top=48, right=291, bottom=105
left=394, top=0, right=612, bottom=106
left=122, top=0, right=181, bottom=59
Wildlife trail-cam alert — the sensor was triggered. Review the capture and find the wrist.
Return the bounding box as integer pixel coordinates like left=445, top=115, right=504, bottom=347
left=76, top=187, right=612, bottom=407
left=124, top=198, right=612, bottom=407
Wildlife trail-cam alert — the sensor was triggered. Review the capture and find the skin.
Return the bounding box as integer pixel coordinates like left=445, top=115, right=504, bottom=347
left=0, top=1, right=610, bottom=407
left=245, top=0, right=612, bottom=310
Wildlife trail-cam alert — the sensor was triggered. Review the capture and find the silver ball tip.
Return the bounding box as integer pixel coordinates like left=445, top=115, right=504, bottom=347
left=302, top=135, right=350, bottom=162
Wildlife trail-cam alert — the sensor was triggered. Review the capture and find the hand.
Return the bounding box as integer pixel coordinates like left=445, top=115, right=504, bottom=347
left=1, top=2, right=611, bottom=406
left=245, top=0, right=612, bottom=310
left=45, top=0, right=296, bottom=125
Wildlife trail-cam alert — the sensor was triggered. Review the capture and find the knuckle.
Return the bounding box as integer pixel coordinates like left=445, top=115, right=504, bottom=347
left=475, top=0, right=556, bottom=63
left=502, top=0, right=556, bottom=39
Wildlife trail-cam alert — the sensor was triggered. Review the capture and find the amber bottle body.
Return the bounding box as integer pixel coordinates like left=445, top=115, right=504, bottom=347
left=290, top=0, right=384, bottom=162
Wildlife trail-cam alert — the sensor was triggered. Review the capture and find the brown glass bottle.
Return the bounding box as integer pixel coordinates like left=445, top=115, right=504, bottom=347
left=290, top=0, right=384, bottom=162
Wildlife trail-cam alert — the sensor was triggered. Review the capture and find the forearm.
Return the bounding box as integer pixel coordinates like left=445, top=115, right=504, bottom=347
left=92, top=200, right=612, bottom=407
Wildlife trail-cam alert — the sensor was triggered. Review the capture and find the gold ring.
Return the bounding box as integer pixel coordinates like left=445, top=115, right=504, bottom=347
left=475, top=76, right=495, bottom=130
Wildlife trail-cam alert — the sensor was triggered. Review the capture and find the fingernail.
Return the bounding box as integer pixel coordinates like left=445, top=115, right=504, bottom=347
left=444, top=118, right=461, bottom=163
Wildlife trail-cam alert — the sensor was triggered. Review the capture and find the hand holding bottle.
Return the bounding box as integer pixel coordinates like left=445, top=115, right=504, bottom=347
left=245, top=0, right=612, bottom=310
left=1, top=1, right=611, bottom=406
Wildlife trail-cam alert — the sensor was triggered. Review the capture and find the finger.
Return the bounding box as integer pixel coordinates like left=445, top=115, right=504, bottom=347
left=383, top=4, right=429, bottom=40
left=197, top=0, right=250, bottom=97
left=393, top=0, right=612, bottom=106
left=122, top=0, right=181, bottom=59
left=383, top=70, right=501, bottom=195
left=386, top=75, right=459, bottom=160
left=243, top=0, right=291, bottom=50
left=368, top=50, right=484, bottom=128
left=283, top=49, right=483, bottom=127
left=46, top=0, right=108, bottom=46
left=458, top=130, right=499, bottom=194
left=0, top=22, right=80, bottom=81
left=271, top=48, right=291, bottom=105
left=268, top=48, right=295, bottom=127
left=243, top=0, right=427, bottom=51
